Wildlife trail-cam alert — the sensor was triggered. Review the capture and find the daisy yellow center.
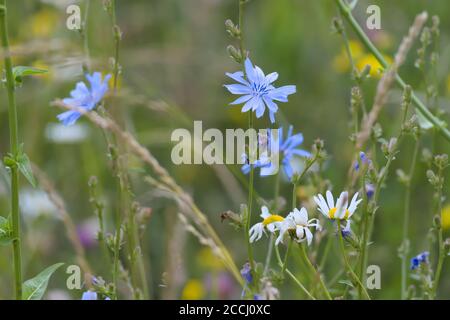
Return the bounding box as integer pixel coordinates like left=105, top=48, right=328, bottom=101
left=328, top=208, right=350, bottom=219
left=263, top=214, right=284, bottom=226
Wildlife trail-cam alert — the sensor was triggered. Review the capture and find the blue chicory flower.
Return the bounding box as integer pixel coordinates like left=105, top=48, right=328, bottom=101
left=225, top=58, right=296, bottom=123
left=58, top=72, right=112, bottom=126
left=241, top=126, right=310, bottom=181
left=81, top=291, right=98, bottom=300
left=410, top=251, right=430, bottom=270
left=241, top=152, right=271, bottom=175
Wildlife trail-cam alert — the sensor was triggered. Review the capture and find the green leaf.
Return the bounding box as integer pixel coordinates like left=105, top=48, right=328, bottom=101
left=12, top=66, right=48, bottom=85
left=16, top=146, right=36, bottom=187
left=0, top=216, right=14, bottom=246
left=22, top=263, right=64, bottom=300
left=338, top=279, right=355, bottom=288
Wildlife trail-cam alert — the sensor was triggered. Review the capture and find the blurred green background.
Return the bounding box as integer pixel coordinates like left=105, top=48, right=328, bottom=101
left=0, top=0, right=449, bottom=299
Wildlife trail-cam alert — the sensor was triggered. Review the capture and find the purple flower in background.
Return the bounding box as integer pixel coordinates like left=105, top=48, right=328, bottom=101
left=410, top=251, right=429, bottom=270
left=240, top=262, right=253, bottom=285
left=204, top=272, right=237, bottom=299
left=76, top=218, right=99, bottom=249
left=225, top=58, right=296, bottom=123
left=58, top=72, right=111, bottom=126
left=81, top=291, right=97, bottom=300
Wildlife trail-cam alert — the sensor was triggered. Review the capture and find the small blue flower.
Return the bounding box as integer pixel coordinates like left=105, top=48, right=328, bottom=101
left=240, top=262, right=253, bottom=284
left=81, top=291, right=98, bottom=300
left=241, top=126, right=310, bottom=181
left=341, top=220, right=352, bottom=238
left=354, top=151, right=371, bottom=171
left=410, top=251, right=429, bottom=270
left=225, top=58, right=296, bottom=123
left=58, top=72, right=111, bottom=126
left=365, top=183, right=375, bottom=199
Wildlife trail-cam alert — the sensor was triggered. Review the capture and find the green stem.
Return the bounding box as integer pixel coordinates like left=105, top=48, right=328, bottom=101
left=113, top=177, right=122, bottom=299
left=335, top=0, right=450, bottom=143
left=0, top=1, right=22, bottom=300
left=108, top=0, right=149, bottom=299
left=111, top=0, right=120, bottom=92
left=281, top=240, right=292, bottom=275
left=357, top=167, right=369, bottom=299
left=431, top=227, right=444, bottom=298
left=246, top=112, right=255, bottom=273
left=263, top=234, right=274, bottom=276
left=275, top=245, right=315, bottom=299
left=360, top=135, right=403, bottom=286
left=337, top=221, right=371, bottom=299
left=299, top=244, right=332, bottom=300
left=238, top=0, right=246, bottom=61
left=263, top=173, right=281, bottom=276
left=400, top=138, right=419, bottom=299
left=82, top=0, right=91, bottom=71
left=237, top=0, right=255, bottom=279
left=318, top=233, right=333, bottom=271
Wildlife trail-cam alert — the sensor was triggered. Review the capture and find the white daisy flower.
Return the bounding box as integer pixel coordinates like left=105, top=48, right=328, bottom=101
left=275, top=207, right=321, bottom=245
left=313, top=190, right=361, bottom=220
left=249, top=206, right=284, bottom=243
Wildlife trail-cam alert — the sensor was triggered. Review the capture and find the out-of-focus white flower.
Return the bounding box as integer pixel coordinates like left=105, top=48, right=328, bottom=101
left=20, top=188, right=57, bottom=219
left=276, top=207, right=320, bottom=245
left=47, top=289, right=71, bottom=300
left=45, top=122, right=89, bottom=144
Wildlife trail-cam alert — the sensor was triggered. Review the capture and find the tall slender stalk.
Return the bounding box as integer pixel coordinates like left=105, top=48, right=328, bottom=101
left=291, top=152, right=331, bottom=299
left=0, top=0, right=22, bottom=300
left=82, top=0, right=91, bottom=71
left=400, top=138, right=420, bottom=299
left=337, top=221, right=370, bottom=299
left=299, top=243, right=332, bottom=300
left=274, top=245, right=314, bottom=299
left=263, top=173, right=281, bottom=276
left=431, top=226, right=444, bottom=299
left=106, top=0, right=149, bottom=299
left=237, top=0, right=256, bottom=276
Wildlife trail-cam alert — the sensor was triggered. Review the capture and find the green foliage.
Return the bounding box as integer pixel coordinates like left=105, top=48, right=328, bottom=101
left=22, top=263, right=64, bottom=300
left=12, top=66, right=48, bottom=86
left=0, top=215, right=13, bottom=245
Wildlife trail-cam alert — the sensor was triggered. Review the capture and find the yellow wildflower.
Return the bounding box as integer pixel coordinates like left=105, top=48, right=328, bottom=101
left=441, top=205, right=450, bottom=231
left=332, top=40, right=364, bottom=73
left=356, top=53, right=392, bottom=78
left=196, top=248, right=223, bottom=271
left=181, top=279, right=205, bottom=300
left=30, top=9, right=59, bottom=37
